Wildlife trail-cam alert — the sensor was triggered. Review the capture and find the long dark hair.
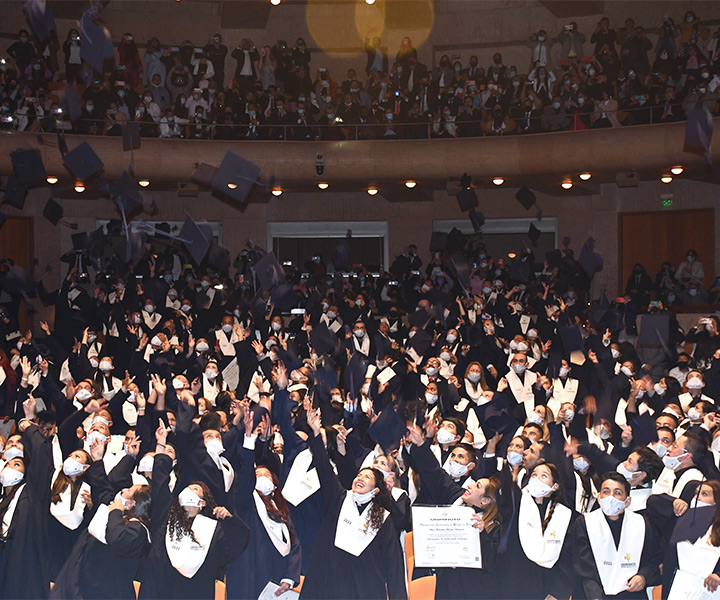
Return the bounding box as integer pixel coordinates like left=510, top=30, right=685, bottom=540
left=530, top=462, right=564, bottom=533
left=164, top=481, right=217, bottom=545
left=257, top=470, right=297, bottom=543
left=126, top=484, right=152, bottom=531
left=361, top=468, right=394, bottom=534
left=0, top=459, right=26, bottom=537
left=51, top=450, right=92, bottom=504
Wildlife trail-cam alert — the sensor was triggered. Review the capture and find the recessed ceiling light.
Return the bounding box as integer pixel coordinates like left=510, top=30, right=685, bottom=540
left=492, top=177, right=504, bottom=186
left=579, top=172, right=591, bottom=181
left=561, top=180, right=573, bottom=190
left=405, top=180, right=416, bottom=188
left=661, top=175, right=673, bottom=184
left=507, top=252, right=517, bottom=259
left=46, top=176, right=58, bottom=185
left=670, top=166, right=683, bottom=175
left=74, top=182, right=85, bottom=193
left=270, top=0, right=281, bottom=5
left=271, top=188, right=283, bottom=196
left=367, top=187, right=378, bottom=195
left=138, top=179, right=150, bottom=187
left=317, top=182, right=329, bottom=190
left=365, top=0, right=376, bottom=4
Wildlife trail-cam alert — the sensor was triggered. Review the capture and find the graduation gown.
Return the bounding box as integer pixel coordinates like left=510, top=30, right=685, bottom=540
left=51, top=461, right=150, bottom=600
left=138, top=454, right=250, bottom=600
left=226, top=444, right=302, bottom=600
left=300, top=434, right=406, bottom=600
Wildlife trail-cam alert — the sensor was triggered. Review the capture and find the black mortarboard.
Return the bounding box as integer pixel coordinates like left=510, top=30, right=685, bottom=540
left=80, top=8, right=114, bottom=74
left=2, top=177, right=28, bottom=209
left=456, top=187, right=478, bottom=212
left=71, top=231, right=89, bottom=251
left=43, top=197, right=63, bottom=225
left=206, top=242, right=230, bottom=273
left=310, top=323, right=337, bottom=356
left=112, top=171, right=143, bottom=215
left=638, top=313, right=670, bottom=347
left=23, top=0, right=56, bottom=42
left=368, top=404, right=407, bottom=453
left=210, top=152, right=260, bottom=204
left=179, top=215, right=211, bottom=265
left=578, top=237, right=604, bottom=279
left=427, top=290, right=451, bottom=309
left=407, top=327, right=432, bottom=355
left=446, top=227, right=465, bottom=252
left=545, top=249, right=562, bottom=269
left=429, top=232, right=447, bottom=253
left=113, top=231, right=147, bottom=264
left=63, top=141, right=103, bottom=180
left=87, top=226, right=105, bottom=258
left=344, top=352, right=368, bottom=399
left=122, top=123, right=140, bottom=151
left=61, top=85, right=82, bottom=123
left=468, top=208, right=485, bottom=233
left=408, top=309, right=431, bottom=330
left=11, top=149, right=46, bottom=184
left=254, top=252, right=286, bottom=291
left=480, top=400, right=518, bottom=437
left=449, top=253, right=470, bottom=288
left=669, top=505, right=715, bottom=547
left=271, top=283, right=296, bottom=311
left=515, top=185, right=536, bottom=210
left=528, top=223, right=541, bottom=245
left=558, top=326, right=585, bottom=356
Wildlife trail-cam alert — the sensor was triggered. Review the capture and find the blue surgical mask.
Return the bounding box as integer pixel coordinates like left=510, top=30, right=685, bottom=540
left=553, top=102, right=561, bottom=110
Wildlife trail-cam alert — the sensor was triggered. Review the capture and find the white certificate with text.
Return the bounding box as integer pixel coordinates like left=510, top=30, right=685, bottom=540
left=412, top=506, right=482, bottom=569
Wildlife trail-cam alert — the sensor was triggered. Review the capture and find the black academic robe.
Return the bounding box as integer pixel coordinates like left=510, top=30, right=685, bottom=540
left=300, top=434, right=406, bottom=600
left=46, top=478, right=91, bottom=581
left=0, top=426, right=54, bottom=599
left=225, top=445, right=302, bottom=599
left=138, top=454, right=250, bottom=600
left=51, top=461, right=150, bottom=600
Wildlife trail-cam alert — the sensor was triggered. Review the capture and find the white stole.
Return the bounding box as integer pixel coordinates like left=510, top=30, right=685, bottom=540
left=584, top=509, right=645, bottom=596
left=652, top=467, right=703, bottom=498
left=142, top=310, right=161, bottom=330
left=552, top=378, right=578, bottom=406
left=506, top=369, right=537, bottom=419
left=676, top=526, right=720, bottom=577
left=517, top=489, right=571, bottom=568
left=352, top=335, right=370, bottom=356
left=207, top=450, right=234, bottom=492
left=202, top=375, right=219, bottom=406
left=253, top=490, right=291, bottom=556
left=281, top=448, right=320, bottom=507
left=334, top=491, right=387, bottom=557
left=166, top=513, right=218, bottom=578
left=216, top=329, right=239, bottom=357
left=49, top=470, right=90, bottom=530
left=1, top=483, right=26, bottom=536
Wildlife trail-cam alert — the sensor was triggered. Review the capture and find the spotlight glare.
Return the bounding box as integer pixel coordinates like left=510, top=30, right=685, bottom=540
left=46, top=176, right=58, bottom=185
left=404, top=180, right=416, bottom=188
left=561, top=180, right=573, bottom=190
left=579, top=172, right=592, bottom=180
left=367, top=187, right=378, bottom=195
left=670, top=165, right=684, bottom=175
left=271, top=188, right=283, bottom=196
left=138, top=179, right=150, bottom=187
left=317, top=182, right=329, bottom=190
left=227, top=183, right=237, bottom=189
left=492, top=177, right=504, bottom=186
left=661, top=175, right=673, bottom=184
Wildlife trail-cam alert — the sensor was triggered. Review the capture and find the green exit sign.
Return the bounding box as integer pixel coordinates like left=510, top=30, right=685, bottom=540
left=661, top=194, right=674, bottom=207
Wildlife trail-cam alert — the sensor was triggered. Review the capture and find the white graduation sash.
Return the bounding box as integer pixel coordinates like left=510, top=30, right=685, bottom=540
left=202, top=376, right=219, bottom=406
left=1, top=483, right=26, bottom=537
left=506, top=352, right=537, bottom=369
left=506, top=369, right=537, bottom=419
left=552, top=378, right=578, bottom=406
left=585, top=509, right=645, bottom=596
left=627, top=486, right=652, bottom=513
left=166, top=513, right=218, bottom=578
left=207, top=450, right=234, bottom=493
left=0, top=367, right=7, bottom=388
left=253, top=490, right=291, bottom=557
left=463, top=380, right=486, bottom=404
left=352, top=335, right=370, bottom=356
left=142, top=310, right=161, bottom=330
left=676, top=526, right=720, bottom=578
left=122, top=400, right=139, bottom=427
left=49, top=471, right=90, bottom=530
left=88, top=503, right=110, bottom=544
left=282, top=449, right=320, bottom=506
left=652, top=467, right=703, bottom=498
left=216, top=329, right=239, bottom=357
left=517, top=489, right=572, bottom=568
left=334, top=491, right=388, bottom=557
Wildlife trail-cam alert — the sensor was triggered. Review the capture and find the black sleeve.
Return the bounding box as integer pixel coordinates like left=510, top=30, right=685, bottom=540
left=407, top=442, right=464, bottom=504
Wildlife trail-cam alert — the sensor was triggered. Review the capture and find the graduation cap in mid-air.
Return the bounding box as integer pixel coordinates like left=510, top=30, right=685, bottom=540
left=60, top=85, right=82, bottom=123
left=23, top=0, right=56, bottom=42
left=368, top=403, right=407, bottom=453
left=113, top=230, right=147, bottom=265
left=253, top=252, right=286, bottom=291
left=468, top=208, right=485, bottom=233
left=179, top=215, right=212, bottom=266
left=545, top=249, right=562, bottom=270
left=206, top=242, right=230, bottom=274
left=578, top=237, right=604, bottom=279
left=406, top=327, right=432, bottom=356
left=210, top=152, right=261, bottom=204
left=515, top=185, right=536, bottom=210
left=79, top=6, right=115, bottom=74
left=11, top=148, right=46, bottom=185
left=112, top=171, right=143, bottom=216
left=429, top=232, right=447, bottom=253
left=271, top=283, right=297, bottom=312
left=63, top=141, right=104, bottom=181
left=2, top=177, right=28, bottom=209
left=43, top=197, right=63, bottom=225
left=310, top=323, right=338, bottom=357
left=528, top=222, right=541, bottom=246
left=456, top=187, right=478, bottom=212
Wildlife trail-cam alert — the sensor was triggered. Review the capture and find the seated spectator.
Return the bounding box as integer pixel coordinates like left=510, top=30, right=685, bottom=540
left=542, top=95, right=569, bottom=131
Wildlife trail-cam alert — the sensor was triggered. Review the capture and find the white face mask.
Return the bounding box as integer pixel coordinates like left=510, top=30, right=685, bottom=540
left=526, top=476, right=554, bottom=498
left=687, top=377, right=704, bottom=390
left=205, top=369, right=218, bottom=381
left=436, top=428, right=457, bottom=445
left=559, top=367, right=570, bottom=378
left=138, top=455, right=154, bottom=473
left=663, top=452, right=687, bottom=472
left=573, top=457, right=589, bottom=473
left=654, top=383, right=666, bottom=396
left=271, top=322, right=282, bottom=331
left=205, top=438, right=224, bottom=455
left=564, top=409, right=575, bottom=421
left=611, top=349, right=620, bottom=360
left=621, top=366, right=633, bottom=377
left=89, top=357, right=99, bottom=369
left=327, top=310, right=337, bottom=319
left=0, top=464, right=23, bottom=489
left=113, top=490, right=134, bottom=510
left=506, top=451, right=524, bottom=466
left=425, top=392, right=438, bottom=404
left=144, top=305, right=154, bottom=314
left=527, top=411, right=544, bottom=425
left=86, top=431, right=108, bottom=446
left=688, top=408, right=702, bottom=421
left=448, top=460, right=470, bottom=479
left=617, top=462, right=641, bottom=482
left=517, top=342, right=528, bottom=352
left=651, top=442, right=669, bottom=458
left=196, top=341, right=209, bottom=353
left=354, top=329, right=366, bottom=339
left=511, top=363, right=526, bottom=375
left=425, top=366, right=439, bottom=377
left=181, top=304, right=192, bottom=313
left=221, top=324, right=233, bottom=334
left=691, top=498, right=715, bottom=509
left=467, top=372, right=482, bottom=384
left=598, top=427, right=611, bottom=441
left=63, top=456, right=86, bottom=477
left=98, top=361, right=112, bottom=373
left=178, top=487, right=203, bottom=507
left=352, top=489, right=378, bottom=505
left=446, top=334, right=457, bottom=344
left=598, top=495, right=626, bottom=516
left=3, top=447, right=23, bottom=461
left=255, top=475, right=275, bottom=496
left=172, top=379, right=185, bottom=390
left=75, top=388, right=93, bottom=402
left=439, top=351, right=452, bottom=362
left=150, top=336, right=162, bottom=347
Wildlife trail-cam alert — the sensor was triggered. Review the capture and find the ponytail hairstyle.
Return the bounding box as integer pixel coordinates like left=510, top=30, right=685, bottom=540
left=530, top=462, right=564, bottom=532
left=51, top=450, right=92, bottom=504
left=125, top=484, right=152, bottom=531
left=164, top=481, right=217, bottom=545
left=256, top=469, right=296, bottom=542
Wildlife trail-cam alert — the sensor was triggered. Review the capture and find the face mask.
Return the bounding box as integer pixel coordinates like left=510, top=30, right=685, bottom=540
left=687, top=255, right=695, bottom=262
left=688, top=408, right=702, bottom=422
left=506, top=451, right=524, bottom=467
left=98, top=361, right=112, bottom=373
left=663, top=451, right=687, bottom=472
left=687, top=377, right=703, bottom=390
left=361, top=383, right=371, bottom=396
left=178, top=487, right=203, bottom=507
left=538, top=35, right=546, bottom=42
left=512, top=364, right=526, bottom=375
left=527, top=411, right=543, bottom=425
left=564, top=410, right=575, bottom=421
left=205, top=368, right=218, bottom=381
left=3, top=447, right=23, bottom=461
left=573, top=457, right=590, bottom=473
left=449, top=461, right=469, bottom=478
left=621, top=366, right=633, bottom=377
left=611, top=349, right=620, bottom=360
left=526, top=476, right=554, bottom=498
left=599, top=495, right=626, bottom=516
left=1, top=467, right=24, bottom=488
left=271, top=322, right=282, bottom=332
left=686, top=16, right=694, bottom=23
left=467, top=372, right=482, bottom=384
left=89, top=358, right=100, bottom=370
left=482, top=286, right=492, bottom=295
left=559, top=367, right=570, bottom=378
left=63, top=457, right=86, bottom=477
left=692, top=498, right=715, bottom=509
left=194, top=341, right=209, bottom=353
left=221, top=324, right=233, bottom=334
left=172, top=378, right=185, bottom=390
left=206, top=438, right=224, bottom=455
left=486, top=325, right=495, bottom=335
left=652, top=443, right=669, bottom=458
left=517, top=342, right=528, bottom=352
left=439, top=351, right=452, bottom=362
left=617, top=462, right=640, bottom=482
left=181, top=304, right=192, bottom=313
left=588, top=69, right=596, bottom=76
left=297, top=109, right=305, bottom=116
left=138, top=455, right=154, bottom=473
left=352, top=489, right=377, bottom=505
left=437, top=428, right=456, bottom=445
left=426, top=366, right=439, bottom=377
left=75, top=389, right=93, bottom=402
left=552, top=102, right=561, bottom=110
left=446, top=334, right=457, bottom=344
left=654, top=383, right=666, bottom=396
left=255, top=475, right=275, bottom=496
left=150, top=336, right=162, bottom=348
left=598, top=427, right=611, bottom=441
left=354, top=329, right=366, bottom=339
left=86, top=431, right=108, bottom=446
left=376, top=360, right=387, bottom=369
left=425, top=392, right=438, bottom=405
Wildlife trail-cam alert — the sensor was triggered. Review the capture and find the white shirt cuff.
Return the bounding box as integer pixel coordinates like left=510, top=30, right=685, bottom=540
left=243, top=434, right=257, bottom=450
